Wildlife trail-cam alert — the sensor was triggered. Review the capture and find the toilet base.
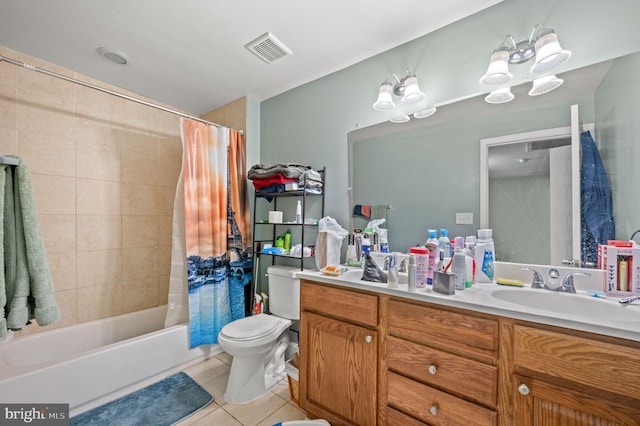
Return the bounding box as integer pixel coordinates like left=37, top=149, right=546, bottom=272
left=223, top=334, right=290, bottom=404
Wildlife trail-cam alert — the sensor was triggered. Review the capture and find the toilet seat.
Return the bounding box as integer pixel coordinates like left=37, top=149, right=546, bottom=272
left=220, top=314, right=288, bottom=341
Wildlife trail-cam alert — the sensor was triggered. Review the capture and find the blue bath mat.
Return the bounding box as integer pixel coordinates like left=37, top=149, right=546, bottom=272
left=70, top=372, right=213, bottom=426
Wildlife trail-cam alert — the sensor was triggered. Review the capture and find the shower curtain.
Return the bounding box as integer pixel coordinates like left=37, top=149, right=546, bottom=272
left=166, top=118, right=252, bottom=348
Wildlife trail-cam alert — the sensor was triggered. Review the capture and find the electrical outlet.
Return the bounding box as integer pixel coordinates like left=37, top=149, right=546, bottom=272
left=456, top=212, right=473, bottom=225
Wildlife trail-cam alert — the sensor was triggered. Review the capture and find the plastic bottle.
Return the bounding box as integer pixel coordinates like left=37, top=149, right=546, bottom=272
left=436, top=249, right=445, bottom=272
left=465, top=236, right=476, bottom=287
left=361, top=233, right=371, bottom=258
left=439, top=229, right=451, bottom=258
left=451, top=236, right=466, bottom=290
left=475, top=229, right=495, bottom=283
left=283, top=229, right=292, bottom=253
left=425, top=229, right=439, bottom=285
left=409, top=247, right=429, bottom=288
left=407, top=254, right=417, bottom=292
left=295, top=200, right=302, bottom=224
left=619, top=258, right=629, bottom=291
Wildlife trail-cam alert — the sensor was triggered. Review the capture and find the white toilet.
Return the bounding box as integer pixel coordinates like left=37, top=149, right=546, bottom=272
left=218, top=265, right=300, bottom=404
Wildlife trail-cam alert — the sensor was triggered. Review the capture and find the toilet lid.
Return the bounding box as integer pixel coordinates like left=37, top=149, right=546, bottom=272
left=220, top=314, right=284, bottom=341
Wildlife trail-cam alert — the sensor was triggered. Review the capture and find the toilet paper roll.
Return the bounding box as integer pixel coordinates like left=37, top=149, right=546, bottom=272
left=268, top=211, right=283, bottom=223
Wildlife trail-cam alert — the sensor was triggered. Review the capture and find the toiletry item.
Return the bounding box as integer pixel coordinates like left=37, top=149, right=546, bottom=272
left=283, top=229, right=292, bottom=253
left=619, top=258, right=629, bottom=291
left=409, top=247, right=429, bottom=288
left=496, top=278, right=524, bottom=287
left=451, top=236, right=466, bottom=291
left=439, top=229, right=451, bottom=258
left=436, top=249, right=445, bottom=272
left=361, top=233, right=371, bottom=257
left=475, top=229, right=495, bottom=283
left=346, top=233, right=358, bottom=266
left=465, top=254, right=475, bottom=288
left=408, top=254, right=417, bottom=292
left=253, top=294, right=262, bottom=314
left=387, top=254, right=399, bottom=288
left=425, top=229, right=439, bottom=285
left=295, top=200, right=302, bottom=224
left=268, top=210, right=283, bottom=223
left=465, top=236, right=477, bottom=287
left=275, top=236, right=284, bottom=249
left=433, top=271, right=456, bottom=295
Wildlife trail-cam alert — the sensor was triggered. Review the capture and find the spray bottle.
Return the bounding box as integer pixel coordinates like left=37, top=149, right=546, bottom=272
left=451, top=236, right=466, bottom=291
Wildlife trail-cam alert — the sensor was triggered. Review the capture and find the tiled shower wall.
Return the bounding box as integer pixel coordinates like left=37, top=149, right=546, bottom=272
left=0, top=46, right=183, bottom=335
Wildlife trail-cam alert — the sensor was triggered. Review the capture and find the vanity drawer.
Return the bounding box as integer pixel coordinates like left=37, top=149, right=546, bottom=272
left=388, top=299, right=499, bottom=360
left=387, top=372, right=497, bottom=426
left=387, top=335, right=498, bottom=407
left=514, top=325, right=640, bottom=397
left=301, top=281, right=378, bottom=327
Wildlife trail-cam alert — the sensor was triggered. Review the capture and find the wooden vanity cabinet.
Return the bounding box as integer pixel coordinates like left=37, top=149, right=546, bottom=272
left=299, top=280, right=379, bottom=426
left=383, top=298, right=499, bottom=425
left=507, top=324, right=640, bottom=425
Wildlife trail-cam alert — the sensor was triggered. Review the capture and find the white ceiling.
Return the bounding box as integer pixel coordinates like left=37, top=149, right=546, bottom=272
left=0, top=0, right=502, bottom=115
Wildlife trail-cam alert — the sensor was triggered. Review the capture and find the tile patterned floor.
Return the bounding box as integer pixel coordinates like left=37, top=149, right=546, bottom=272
left=176, top=352, right=309, bottom=426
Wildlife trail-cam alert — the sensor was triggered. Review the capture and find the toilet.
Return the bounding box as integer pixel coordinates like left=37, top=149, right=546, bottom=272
left=218, top=265, right=300, bottom=404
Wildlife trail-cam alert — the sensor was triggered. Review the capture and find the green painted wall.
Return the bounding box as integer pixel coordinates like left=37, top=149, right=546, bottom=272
left=260, top=0, right=640, bottom=241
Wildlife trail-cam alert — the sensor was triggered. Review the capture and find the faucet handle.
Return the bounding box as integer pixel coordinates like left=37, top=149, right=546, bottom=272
left=521, top=266, right=545, bottom=288
left=560, top=272, right=591, bottom=293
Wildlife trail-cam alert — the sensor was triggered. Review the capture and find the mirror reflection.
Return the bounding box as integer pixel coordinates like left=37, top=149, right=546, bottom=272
left=349, top=51, right=640, bottom=266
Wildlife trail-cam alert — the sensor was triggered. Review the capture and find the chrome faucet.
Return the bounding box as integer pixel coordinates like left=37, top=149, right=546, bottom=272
left=520, top=267, right=590, bottom=293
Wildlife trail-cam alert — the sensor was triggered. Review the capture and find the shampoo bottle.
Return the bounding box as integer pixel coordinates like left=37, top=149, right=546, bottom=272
left=295, top=200, right=302, bottom=224
left=425, top=229, right=439, bottom=285
left=283, top=229, right=292, bottom=253
left=439, top=228, right=451, bottom=258
left=451, top=236, right=466, bottom=291
left=408, top=254, right=417, bottom=292
left=475, top=229, right=495, bottom=283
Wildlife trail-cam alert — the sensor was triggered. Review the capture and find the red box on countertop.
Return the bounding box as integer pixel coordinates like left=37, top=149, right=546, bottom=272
left=599, top=244, right=640, bottom=297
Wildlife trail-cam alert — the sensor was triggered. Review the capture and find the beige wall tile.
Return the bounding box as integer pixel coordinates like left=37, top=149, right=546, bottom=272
left=122, top=182, right=158, bottom=215
left=18, top=129, right=76, bottom=177
left=76, top=85, right=126, bottom=126
left=122, top=247, right=159, bottom=280
left=40, top=214, right=76, bottom=253
left=77, top=283, right=122, bottom=322
left=121, top=140, right=158, bottom=185
left=0, top=75, right=16, bottom=128
left=77, top=178, right=121, bottom=215
left=16, top=87, right=76, bottom=138
left=77, top=215, right=122, bottom=251
left=77, top=249, right=122, bottom=288
left=158, top=215, right=173, bottom=248
left=158, top=136, right=182, bottom=187
left=158, top=185, right=177, bottom=217
left=158, top=245, right=172, bottom=276
left=47, top=251, right=77, bottom=291
left=121, top=277, right=159, bottom=313
left=0, top=126, right=17, bottom=156
left=49, top=288, right=77, bottom=329
left=31, top=174, right=75, bottom=215
left=76, top=124, right=121, bottom=180
left=158, top=274, right=170, bottom=305
left=122, top=215, right=158, bottom=248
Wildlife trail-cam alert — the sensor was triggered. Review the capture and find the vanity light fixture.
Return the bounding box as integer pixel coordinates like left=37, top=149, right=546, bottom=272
left=373, top=69, right=434, bottom=123
left=480, top=24, right=571, bottom=103
left=485, top=87, right=514, bottom=104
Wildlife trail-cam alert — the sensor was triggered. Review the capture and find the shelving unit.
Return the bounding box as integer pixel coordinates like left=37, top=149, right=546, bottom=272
left=251, top=167, right=325, bottom=298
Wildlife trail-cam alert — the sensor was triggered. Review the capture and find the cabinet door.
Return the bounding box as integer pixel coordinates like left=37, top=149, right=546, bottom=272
left=513, top=375, right=640, bottom=425
left=301, top=311, right=377, bottom=425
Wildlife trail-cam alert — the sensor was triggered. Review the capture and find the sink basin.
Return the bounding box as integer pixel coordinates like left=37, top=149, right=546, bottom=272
left=491, top=288, right=640, bottom=322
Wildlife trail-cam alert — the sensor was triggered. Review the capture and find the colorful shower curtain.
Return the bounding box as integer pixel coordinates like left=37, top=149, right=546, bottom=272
left=178, top=118, right=252, bottom=348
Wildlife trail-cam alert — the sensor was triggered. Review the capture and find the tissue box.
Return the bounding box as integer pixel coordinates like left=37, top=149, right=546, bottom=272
left=599, top=244, right=640, bottom=296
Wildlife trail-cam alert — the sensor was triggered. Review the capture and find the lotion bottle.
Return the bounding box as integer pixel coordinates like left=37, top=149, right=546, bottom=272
left=408, top=254, right=417, bottom=292
left=295, top=200, right=302, bottom=224
left=425, top=229, right=439, bottom=285
left=451, top=236, right=466, bottom=290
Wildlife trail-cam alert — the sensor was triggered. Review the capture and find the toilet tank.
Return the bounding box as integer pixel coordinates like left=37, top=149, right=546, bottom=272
left=267, top=266, right=301, bottom=320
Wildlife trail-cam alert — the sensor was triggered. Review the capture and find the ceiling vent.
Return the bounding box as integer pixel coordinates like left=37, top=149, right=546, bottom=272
left=245, top=32, right=292, bottom=64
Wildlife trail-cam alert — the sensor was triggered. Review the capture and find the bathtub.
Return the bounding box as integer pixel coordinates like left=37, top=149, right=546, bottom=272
left=0, top=305, right=221, bottom=416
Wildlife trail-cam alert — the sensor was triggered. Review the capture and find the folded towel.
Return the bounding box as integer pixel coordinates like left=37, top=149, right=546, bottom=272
left=353, top=204, right=371, bottom=218
left=1, top=157, right=60, bottom=338
left=248, top=163, right=313, bottom=180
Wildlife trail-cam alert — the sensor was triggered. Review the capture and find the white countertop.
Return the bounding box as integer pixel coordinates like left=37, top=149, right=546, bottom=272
left=297, top=265, right=640, bottom=343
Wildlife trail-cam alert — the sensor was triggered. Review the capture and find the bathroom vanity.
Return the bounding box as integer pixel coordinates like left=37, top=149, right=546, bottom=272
left=297, top=270, right=640, bottom=426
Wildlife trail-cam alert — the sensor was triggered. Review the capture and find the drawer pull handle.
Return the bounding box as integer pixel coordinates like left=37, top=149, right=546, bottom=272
left=365, top=335, right=373, bottom=343
left=429, top=405, right=438, bottom=416
left=518, top=384, right=530, bottom=396
left=428, top=365, right=437, bottom=375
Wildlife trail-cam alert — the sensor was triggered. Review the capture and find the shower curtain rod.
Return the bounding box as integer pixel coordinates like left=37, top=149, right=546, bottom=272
left=0, top=54, right=243, bottom=134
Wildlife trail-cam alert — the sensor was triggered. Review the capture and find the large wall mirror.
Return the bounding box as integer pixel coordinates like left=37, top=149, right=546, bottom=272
left=349, top=50, right=640, bottom=267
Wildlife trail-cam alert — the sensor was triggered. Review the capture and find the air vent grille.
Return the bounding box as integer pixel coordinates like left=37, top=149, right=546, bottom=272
left=245, top=32, right=292, bottom=64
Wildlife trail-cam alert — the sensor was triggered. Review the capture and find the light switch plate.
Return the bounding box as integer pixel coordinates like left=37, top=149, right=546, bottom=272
left=456, top=212, right=473, bottom=225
